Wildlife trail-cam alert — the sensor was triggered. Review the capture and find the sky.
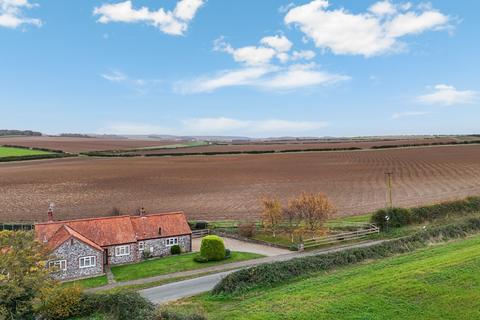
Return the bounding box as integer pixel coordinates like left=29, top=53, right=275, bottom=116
left=1, top=0, right=479, bottom=138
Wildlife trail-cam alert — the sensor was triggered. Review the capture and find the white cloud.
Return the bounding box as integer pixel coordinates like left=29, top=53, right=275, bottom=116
left=284, top=0, right=450, bottom=57
left=176, top=63, right=348, bottom=93
left=417, top=84, right=478, bottom=106
left=183, top=35, right=347, bottom=93
left=260, top=35, right=293, bottom=52
left=100, top=69, right=159, bottom=94
left=391, top=111, right=430, bottom=119
left=93, top=0, right=204, bottom=36
left=0, top=0, right=41, bottom=29
left=292, top=50, right=316, bottom=60
left=369, top=0, right=397, bottom=16
left=98, top=118, right=330, bottom=137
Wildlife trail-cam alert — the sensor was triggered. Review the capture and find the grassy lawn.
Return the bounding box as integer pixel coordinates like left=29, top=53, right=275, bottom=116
left=110, top=251, right=264, bottom=282
left=165, top=235, right=480, bottom=320
left=62, top=275, right=108, bottom=289
left=0, top=146, right=53, bottom=157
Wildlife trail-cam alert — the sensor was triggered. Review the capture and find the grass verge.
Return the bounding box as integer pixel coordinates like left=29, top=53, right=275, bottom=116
left=62, top=275, right=108, bottom=289
left=110, top=251, right=264, bottom=282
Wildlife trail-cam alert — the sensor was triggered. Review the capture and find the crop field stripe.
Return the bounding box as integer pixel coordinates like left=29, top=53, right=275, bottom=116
left=0, top=146, right=53, bottom=157
left=172, top=235, right=480, bottom=320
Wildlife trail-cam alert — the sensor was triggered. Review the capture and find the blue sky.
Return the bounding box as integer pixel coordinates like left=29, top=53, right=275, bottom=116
left=1, top=0, right=478, bottom=137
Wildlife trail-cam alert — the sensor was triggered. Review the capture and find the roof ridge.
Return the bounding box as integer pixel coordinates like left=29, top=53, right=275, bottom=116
left=36, top=211, right=185, bottom=225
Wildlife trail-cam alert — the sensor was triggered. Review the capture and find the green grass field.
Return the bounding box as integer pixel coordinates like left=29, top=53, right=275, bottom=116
left=62, top=275, right=108, bottom=289
left=110, top=251, right=264, bottom=282
left=165, top=235, right=480, bottom=320
left=0, top=146, right=53, bottom=157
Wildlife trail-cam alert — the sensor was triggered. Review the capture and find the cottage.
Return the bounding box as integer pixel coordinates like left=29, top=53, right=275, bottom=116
left=35, top=211, right=192, bottom=281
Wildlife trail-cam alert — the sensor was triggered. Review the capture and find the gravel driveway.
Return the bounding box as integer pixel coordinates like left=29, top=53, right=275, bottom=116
left=192, top=237, right=289, bottom=256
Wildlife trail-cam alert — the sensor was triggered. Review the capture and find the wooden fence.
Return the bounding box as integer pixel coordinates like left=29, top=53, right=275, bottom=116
left=192, top=229, right=210, bottom=238
left=302, top=224, right=380, bottom=249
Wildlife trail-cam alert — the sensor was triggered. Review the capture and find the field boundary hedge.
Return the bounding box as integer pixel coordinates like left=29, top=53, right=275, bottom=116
left=212, top=217, right=480, bottom=295
left=370, top=139, right=480, bottom=149
left=371, top=196, right=480, bottom=229
left=0, top=153, right=74, bottom=162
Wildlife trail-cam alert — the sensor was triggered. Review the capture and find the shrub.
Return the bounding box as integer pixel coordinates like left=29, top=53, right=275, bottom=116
left=199, top=235, right=226, bottom=261
left=195, top=221, right=209, bottom=229
left=36, top=286, right=84, bottom=320
left=212, top=217, right=480, bottom=295
left=82, top=291, right=155, bottom=320
left=225, top=248, right=231, bottom=258
left=170, top=244, right=181, bottom=255
left=143, top=250, right=153, bottom=259
left=371, top=207, right=411, bottom=230
left=238, top=222, right=256, bottom=237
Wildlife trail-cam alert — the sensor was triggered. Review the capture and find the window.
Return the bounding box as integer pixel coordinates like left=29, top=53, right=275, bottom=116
left=48, top=260, right=67, bottom=271
left=165, top=237, right=178, bottom=247
left=115, top=245, right=131, bottom=257
left=79, top=256, right=96, bottom=268
left=138, top=242, right=144, bottom=251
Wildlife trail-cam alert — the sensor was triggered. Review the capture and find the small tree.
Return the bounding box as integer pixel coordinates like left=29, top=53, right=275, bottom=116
left=283, top=204, right=303, bottom=242
left=0, top=231, right=55, bottom=320
left=110, top=207, right=121, bottom=216
left=289, top=192, right=336, bottom=234
left=260, top=197, right=283, bottom=238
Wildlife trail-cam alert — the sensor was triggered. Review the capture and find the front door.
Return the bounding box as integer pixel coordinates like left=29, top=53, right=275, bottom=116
left=104, top=248, right=109, bottom=265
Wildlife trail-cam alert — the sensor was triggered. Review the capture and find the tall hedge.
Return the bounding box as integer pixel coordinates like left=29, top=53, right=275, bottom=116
left=371, top=196, right=480, bottom=230
left=212, top=217, right=480, bottom=295
left=200, top=235, right=226, bottom=261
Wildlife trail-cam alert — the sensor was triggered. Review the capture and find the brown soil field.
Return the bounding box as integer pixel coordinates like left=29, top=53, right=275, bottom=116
left=0, top=136, right=179, bottom=153
left=131, top=137, right=468, bottom=155
left=1, top=145, right=480, bottom=223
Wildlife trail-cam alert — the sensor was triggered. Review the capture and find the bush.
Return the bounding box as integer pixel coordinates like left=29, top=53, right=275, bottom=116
left=36, top=286, right=84, bottom=320
left=371, top=207, right=411, bottom=230
left=82, top=291, right=155, bottom=320
left=199, top=235, right=226, bottom=261
left=212, top=217, right=480, bottom=295
left=170, top=244, right=181, bottom=255
left=225, top=248, right=231, bottom=258
left=195, top=221, right=209, bottom=229
left=143, top=250, right=153, bottom=259
left=371, top=196, right=480, bottom=230
left=238, top=222, right=256, bottom=237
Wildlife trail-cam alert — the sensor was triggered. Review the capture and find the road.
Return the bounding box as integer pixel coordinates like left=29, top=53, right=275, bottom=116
left=139, top=239, right=387, bottom=304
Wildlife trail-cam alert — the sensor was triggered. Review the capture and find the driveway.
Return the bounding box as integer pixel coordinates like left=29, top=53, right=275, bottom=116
left=192, top=236, right=289, bottom=256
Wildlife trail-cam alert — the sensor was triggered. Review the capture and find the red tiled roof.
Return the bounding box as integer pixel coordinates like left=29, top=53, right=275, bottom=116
left=131, top=212, right=192, bottom=240
left=35, top=212, right=191, bottom=250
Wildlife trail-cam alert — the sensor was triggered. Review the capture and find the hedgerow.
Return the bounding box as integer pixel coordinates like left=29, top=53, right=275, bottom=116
left=371, top=196, right=480, bottom=229
left=212, top=217, right=480, bottom=295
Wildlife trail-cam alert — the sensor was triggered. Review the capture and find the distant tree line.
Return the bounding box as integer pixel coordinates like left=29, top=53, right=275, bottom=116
left=0, top=130, right=42, bottom=136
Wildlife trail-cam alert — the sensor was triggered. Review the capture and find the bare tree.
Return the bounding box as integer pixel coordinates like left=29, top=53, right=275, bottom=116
left=260, top=197, right=283, bottom=238
left=110, top=207, right=121, bottom=216
left=288, top=192, right=335, bottom=234
left=283, top=203, right=303, bottom=242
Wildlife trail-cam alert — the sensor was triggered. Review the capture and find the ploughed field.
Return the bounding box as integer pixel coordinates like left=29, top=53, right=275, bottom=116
left=0, top=136, right=180, bottom=153
left=1, top=145, right=480, bottom=223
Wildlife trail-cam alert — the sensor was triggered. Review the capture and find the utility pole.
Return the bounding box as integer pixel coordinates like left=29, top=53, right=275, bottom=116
left=385, top=171, right=393, bottom=208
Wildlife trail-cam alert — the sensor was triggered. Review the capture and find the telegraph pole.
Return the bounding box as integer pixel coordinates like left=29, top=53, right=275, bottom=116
left=385, top=171, right=393, bottom=208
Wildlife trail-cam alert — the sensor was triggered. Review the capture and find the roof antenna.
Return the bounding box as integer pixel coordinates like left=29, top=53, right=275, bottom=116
left=48, top=203, right=55, bottom=222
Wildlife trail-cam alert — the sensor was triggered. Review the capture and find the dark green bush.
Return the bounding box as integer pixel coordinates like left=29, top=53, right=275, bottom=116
left=371, top=207, right=411, bottom=230
left=371, top=196, right=480, bottom=230
left=82, top=291, right=155, bottom=320
left=213, top=217, right=480, bottom=295
left=195, top=221, right=209, bottom=229
left=199, top=235, right=226, bottom=261
left=170, top=244, right=181, bottom=255
left=225, top=248, right=231, bottom=258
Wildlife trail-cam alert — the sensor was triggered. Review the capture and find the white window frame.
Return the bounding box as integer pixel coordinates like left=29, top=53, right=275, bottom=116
left=115, top=245, right=131, bottom=257
left=79, top=256, right=96, bottom=269
left=138, top=241, right=144, bottom=251
left=48, top=260, right=67, bottom=271
left=165, top=237, right=178, bottom=247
